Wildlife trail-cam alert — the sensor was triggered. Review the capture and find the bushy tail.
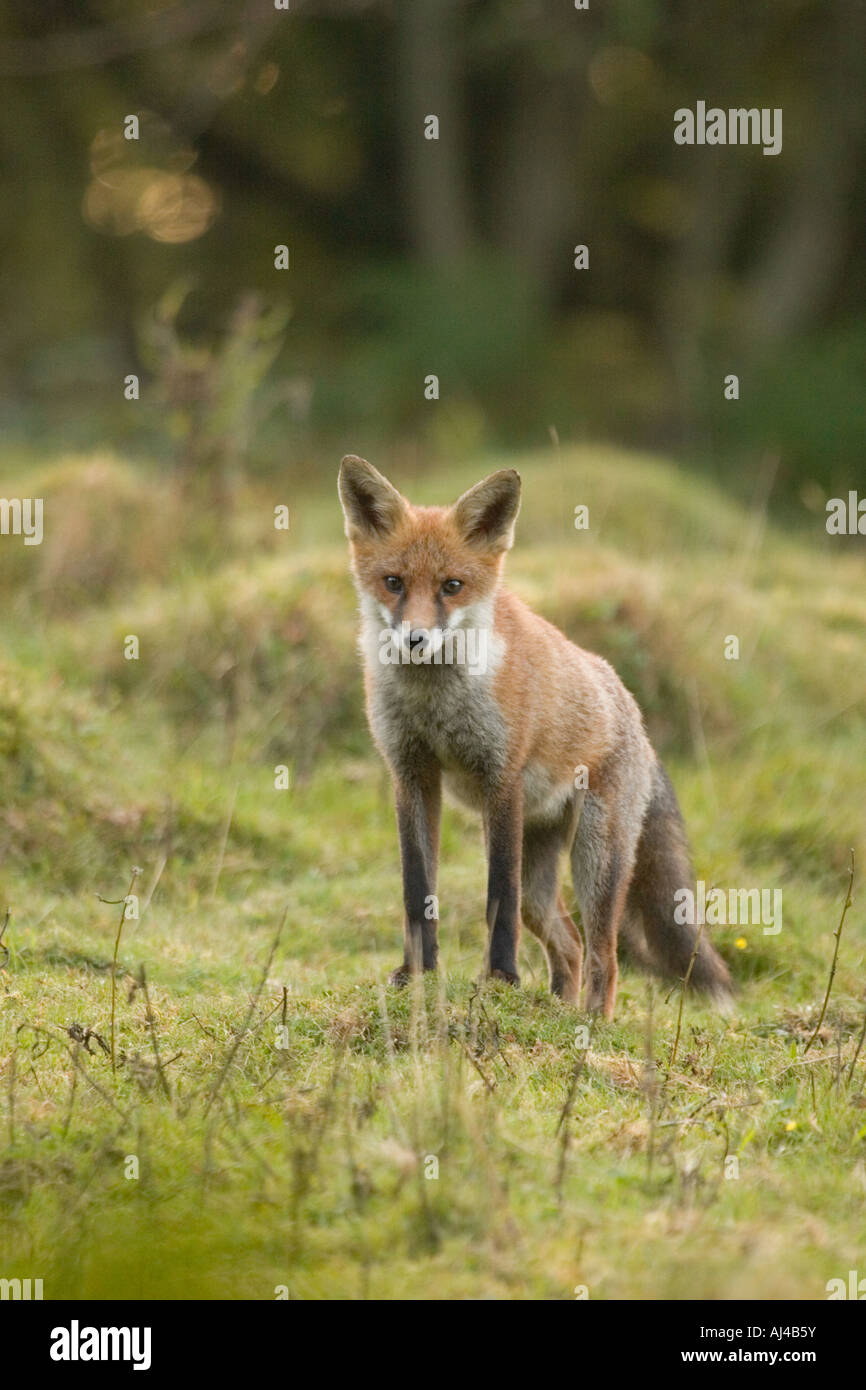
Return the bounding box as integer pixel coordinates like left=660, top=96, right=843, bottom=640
left=626, top=761, right=733, bottom=1006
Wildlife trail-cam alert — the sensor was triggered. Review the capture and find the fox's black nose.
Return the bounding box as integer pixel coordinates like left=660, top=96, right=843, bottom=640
left=409, top=628, right=428, bottom=651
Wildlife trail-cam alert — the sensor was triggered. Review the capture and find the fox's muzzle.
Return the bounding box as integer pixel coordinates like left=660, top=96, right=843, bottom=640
left=397, top=621, right=445, bottom=660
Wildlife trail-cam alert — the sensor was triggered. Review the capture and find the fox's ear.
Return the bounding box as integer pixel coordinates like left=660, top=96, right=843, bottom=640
left=452, top=470, right=521, bottom=552
left=338, top=455, right=406, bottom=540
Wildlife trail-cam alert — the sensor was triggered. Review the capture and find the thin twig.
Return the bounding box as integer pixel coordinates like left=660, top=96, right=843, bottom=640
left=460, top=1040, right=495, bottom=1094
left=846, top=995, right=866, bottom=1088
left=107, top=867, right=141, bottom=1074
left=556, top=1030, right=594, bottom=1137
left=62, top=1052, right=79, bottom=1138
left=16, top=1023, right=128, bottom=1119
left=554, top=1031, right=593, bottom=1203
left=667, top=921, right=706, bottom=1075
left=139, top=964, right=171, bottom=1100
left=7, top=1044, right=16, bottom=1146
left=0, top=907, right=10, bottom=969
left=644, top=981, right=658, bottom=1181
left=203, top=908, right=286, bottom=1118
left=211, top=782, right=238, bottom=901
left=804, top=850, right=854, bottom=1055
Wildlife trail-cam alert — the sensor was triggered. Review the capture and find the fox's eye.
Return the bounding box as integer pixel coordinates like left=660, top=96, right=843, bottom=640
left=384, top=575, right=403, bottom=593
left=441, top=578, right=463, bottom=596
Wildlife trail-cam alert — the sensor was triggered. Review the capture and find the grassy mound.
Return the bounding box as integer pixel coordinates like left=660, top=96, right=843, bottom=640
left=0, top=442, right=864, bottom=1299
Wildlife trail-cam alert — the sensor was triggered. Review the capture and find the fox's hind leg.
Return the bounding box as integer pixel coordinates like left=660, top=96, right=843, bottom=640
left=570, top=788, right=645, bottom=1018
left=482, top=786, right=524, bottom=985
left=521, top=821, right=583, bottom=1002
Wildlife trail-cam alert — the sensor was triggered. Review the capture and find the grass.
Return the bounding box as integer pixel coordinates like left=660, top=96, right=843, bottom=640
left=0, top=442, right=865, bottom=1299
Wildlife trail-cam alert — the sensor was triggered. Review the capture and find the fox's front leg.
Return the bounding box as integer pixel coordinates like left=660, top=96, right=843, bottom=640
left=484, top=784, right=523, bottom=985
left=390, top=759, right=442, bottom=984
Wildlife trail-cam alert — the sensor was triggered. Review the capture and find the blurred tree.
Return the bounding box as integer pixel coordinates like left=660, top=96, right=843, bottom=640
left=139, top=283, right=289, bottom=501
left=397, top=0, right=471, bottom=264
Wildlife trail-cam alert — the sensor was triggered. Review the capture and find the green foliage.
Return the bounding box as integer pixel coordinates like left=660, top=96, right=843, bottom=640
left=138, top=284, right=290, bottom=494
left=321, top=255, right=544, bottom=444
left=722, top=319, right=866, bottom=495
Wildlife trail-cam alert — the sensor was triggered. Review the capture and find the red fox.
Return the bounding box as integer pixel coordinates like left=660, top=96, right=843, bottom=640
left=338, top=456, right=733, bottom=1018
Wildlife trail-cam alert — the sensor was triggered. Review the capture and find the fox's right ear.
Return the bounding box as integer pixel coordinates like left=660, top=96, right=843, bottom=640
left=339, top=455, right=405, bottom=542
left=338, top=455, right=406, bottom=541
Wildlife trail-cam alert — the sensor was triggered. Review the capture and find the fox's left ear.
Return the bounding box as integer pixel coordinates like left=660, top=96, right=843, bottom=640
left=452, top=470, right=521, bottom=553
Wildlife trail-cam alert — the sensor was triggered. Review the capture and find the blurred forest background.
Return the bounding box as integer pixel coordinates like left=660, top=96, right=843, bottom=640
left=1, top=0, right=865, bottom=504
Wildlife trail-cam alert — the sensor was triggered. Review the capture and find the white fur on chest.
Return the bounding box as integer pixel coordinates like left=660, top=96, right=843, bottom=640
left=359, top=597, right=508, bottom=781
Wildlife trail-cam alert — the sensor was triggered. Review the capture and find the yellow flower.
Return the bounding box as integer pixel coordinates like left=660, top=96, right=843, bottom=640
left=735, top=937, right=747, bottom=950
left=785, top=1120, right=797, bottom=1131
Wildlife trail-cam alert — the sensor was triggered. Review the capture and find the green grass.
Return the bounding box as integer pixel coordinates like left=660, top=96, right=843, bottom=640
left=0, top=443, right=864, bottom=1299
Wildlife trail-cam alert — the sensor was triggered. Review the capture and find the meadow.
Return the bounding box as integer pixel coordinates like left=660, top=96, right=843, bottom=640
left=0, top=443, right=864, bottom=1300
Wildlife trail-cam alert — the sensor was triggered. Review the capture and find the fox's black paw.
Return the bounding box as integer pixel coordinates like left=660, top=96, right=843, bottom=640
left=488, top=967, right=519, bottom=986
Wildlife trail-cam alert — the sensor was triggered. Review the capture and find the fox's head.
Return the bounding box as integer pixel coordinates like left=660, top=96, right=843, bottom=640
left=338, top=455, right=520, bottom=662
